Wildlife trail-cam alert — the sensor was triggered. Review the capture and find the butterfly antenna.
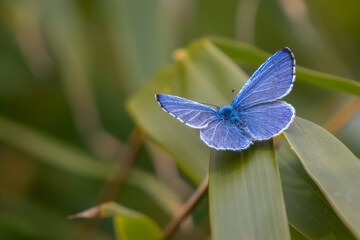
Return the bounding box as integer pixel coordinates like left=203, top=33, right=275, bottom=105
left=227, top=88, right=236, bottom=103
left=201, top=102, right=219, bottom=109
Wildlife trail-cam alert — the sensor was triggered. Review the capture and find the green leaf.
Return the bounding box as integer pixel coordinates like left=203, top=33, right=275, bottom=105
left=277, top=139, right=355, bottom=239
left=209, top=37, right=360, bottom=96
left=296, top=67, right=360, bottom=96
left=289, top=226, right=308, bottom=240
left=101, top=0, right=172, bottom=94
left=127, top=39, right=249, bottom=183
left=103, top=202, right=162, bottom=240
left=72, top=202, right=162, bottom=240
left=208, top=36, right=270, bottom=65
left=0, top=116, right=181, bottom=216
left=0, top=116, right=110, bottom=180
left=284, top=117, right=360, bottom=238
left=114, top=216, right=161, bottom=240
left=209, top=141, right=290, bottom=240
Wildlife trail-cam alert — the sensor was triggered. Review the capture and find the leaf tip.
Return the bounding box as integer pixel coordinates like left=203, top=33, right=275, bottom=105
left=68, top=205, right=102, bottom=219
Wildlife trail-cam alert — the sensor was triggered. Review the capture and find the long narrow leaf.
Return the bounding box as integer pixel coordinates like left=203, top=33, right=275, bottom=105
left=284, top=117, right=360, bottom=238
left=209, top=36, right=360, bottom=96
left=209, top=141, right=290, bottom=240
left=277, top=139, right=355, bottom=239
left=289, top=226, right=308, bottom=240
left=71, top=202, right=162, bottom=240
left=0, top=116, right=181, bottom=216
left=104, top=202, right=163, bottom=240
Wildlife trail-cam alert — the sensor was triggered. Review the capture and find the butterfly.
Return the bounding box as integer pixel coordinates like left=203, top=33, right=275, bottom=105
left=155, top=47, right=296, bottom=150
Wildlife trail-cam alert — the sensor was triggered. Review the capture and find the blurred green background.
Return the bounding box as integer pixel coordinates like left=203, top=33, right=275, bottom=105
left=0, top=0, right=359, bottom=239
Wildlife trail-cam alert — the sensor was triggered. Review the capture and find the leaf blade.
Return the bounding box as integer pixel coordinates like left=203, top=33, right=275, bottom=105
left=114, top=216, right=162, bottom=240
left=209, top=36, right=360, bottom=96
left=209, top=141, right=290, bottom=240
left=284, top=117, right=360, bottom=238
left=0, top=116, right=181, bottom=216
left=103, top=203, right=163, bottom=240
left=71, top=202, right=163, bottom=240
left=277, top=139, right=355, bottom=239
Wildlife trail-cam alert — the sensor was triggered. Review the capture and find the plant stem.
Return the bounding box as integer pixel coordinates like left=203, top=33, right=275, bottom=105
left=324, top=97, right=360, bottom=134
left=97, top=127, right=147, bottom=202
left=163, top=175, right=209, bottom=240
left=73, top=127, right=146, bottom=240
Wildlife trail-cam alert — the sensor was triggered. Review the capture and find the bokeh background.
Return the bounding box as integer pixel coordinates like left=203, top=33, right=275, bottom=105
left=0, top=0, right=359, bottom=239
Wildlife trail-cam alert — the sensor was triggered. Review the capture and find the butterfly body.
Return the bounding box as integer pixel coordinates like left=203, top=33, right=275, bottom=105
left=218, top=105, right=239, bottom=123
left=218, top=105, right=250, bottom=134
left=156, top=47, right=296, bottom=151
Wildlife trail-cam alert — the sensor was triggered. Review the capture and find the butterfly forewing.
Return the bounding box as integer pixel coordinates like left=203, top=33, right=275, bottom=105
left=155, top=94, right=219, bottom=129
left=231, top=47, right=295, bottom=111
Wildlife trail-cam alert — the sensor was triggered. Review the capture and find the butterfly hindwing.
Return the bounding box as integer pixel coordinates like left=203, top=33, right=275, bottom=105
left=238, top=101, right=295, bottom=140
left=200, top=119, right=251, bottom=150
left=155, top=94, right=219, bottom=129
left=231, top=48, right=295, bottom=110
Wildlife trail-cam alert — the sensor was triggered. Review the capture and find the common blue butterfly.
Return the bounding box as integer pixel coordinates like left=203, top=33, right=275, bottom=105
left=155, top=48, right=295, bottom=150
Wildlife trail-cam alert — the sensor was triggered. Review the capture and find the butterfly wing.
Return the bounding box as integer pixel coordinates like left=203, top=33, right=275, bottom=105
left=155, top=94, right=219, bottom=129
left=200, top=119, right=252, bottom=150
left=231, top=47, right=295, bottom=111
left=239, top=101, right=295, bottom=140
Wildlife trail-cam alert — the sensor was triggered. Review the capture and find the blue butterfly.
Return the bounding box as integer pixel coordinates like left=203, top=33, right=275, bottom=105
left=155, top=47, right=296, bottom=150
